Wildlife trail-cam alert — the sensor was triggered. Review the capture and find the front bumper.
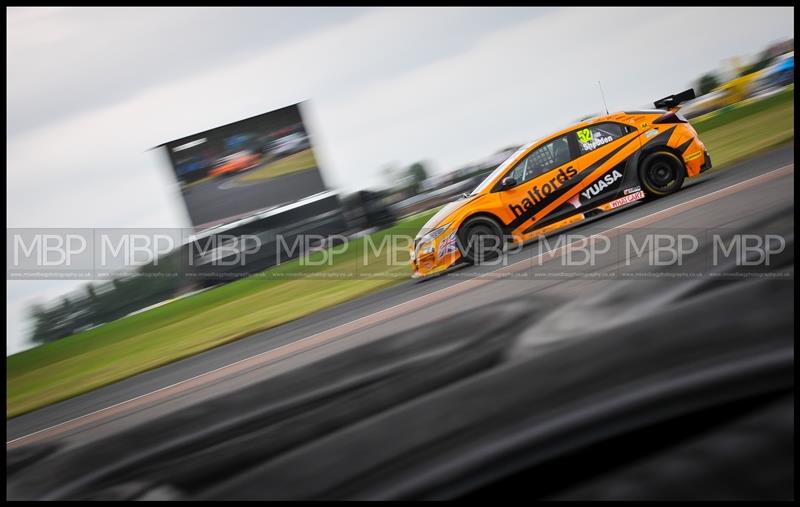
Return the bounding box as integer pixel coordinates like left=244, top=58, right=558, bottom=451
left=410, top=232, right=462, bottom=278
left=411, top=257, right=460, bottom=279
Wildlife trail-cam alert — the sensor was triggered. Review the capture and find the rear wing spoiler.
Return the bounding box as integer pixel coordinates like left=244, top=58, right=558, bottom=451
left=653, top=89, right=696, bottom=111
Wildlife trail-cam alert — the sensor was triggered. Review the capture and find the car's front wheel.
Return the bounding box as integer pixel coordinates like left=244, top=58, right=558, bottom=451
left=458, top=216, right=505, bottom=265
left=639, top=151, right=686, bottom=198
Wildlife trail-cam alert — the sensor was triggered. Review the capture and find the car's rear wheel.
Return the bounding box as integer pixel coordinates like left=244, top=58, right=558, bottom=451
left=458, top=216, right=504, bottom=265
left=639, top=151, right=686, bottom=198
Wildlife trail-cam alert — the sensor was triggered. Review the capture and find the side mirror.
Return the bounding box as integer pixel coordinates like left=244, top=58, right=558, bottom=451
left=501, top=176, right=517, bottom=189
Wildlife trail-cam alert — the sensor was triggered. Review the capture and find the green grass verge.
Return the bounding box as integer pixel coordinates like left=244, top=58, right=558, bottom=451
left=239, top=149, right=318, bottom=182
left=6, top=89, right=794, bottom=419
left=691, top=86, right=794, bottom=170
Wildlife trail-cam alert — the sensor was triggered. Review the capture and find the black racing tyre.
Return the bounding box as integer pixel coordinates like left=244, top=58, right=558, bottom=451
left=458, top=216, right=504, bottom=265
left=638, top=151, right=686, bottom=198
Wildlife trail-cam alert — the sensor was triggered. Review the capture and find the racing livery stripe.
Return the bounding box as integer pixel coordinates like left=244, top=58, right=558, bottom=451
left=521, top=199, right=584, bottom=233
left=677, top=137, right=694, bottom=154
left=506, top=131, right=646, bottom=231
left=521, top=208, right=581, bottom=234
left=643, top=125, right=677, bottom=148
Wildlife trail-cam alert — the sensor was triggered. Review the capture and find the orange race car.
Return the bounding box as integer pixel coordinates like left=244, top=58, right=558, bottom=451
left=411, top=89, right=712, bottom=278
left=208, top=150, right=262, bottom=178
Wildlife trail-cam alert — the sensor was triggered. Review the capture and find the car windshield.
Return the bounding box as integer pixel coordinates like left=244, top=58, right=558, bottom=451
left=469, top=142, right=535, bottom=196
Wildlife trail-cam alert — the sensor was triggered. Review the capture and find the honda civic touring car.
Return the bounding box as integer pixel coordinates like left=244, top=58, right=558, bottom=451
left=411, top=89, right=712, bottom=278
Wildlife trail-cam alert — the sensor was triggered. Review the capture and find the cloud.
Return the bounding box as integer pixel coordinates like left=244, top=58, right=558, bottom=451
left=6, top=7, right=372, bottom=135
left=6, top=7, right=554, bottom=227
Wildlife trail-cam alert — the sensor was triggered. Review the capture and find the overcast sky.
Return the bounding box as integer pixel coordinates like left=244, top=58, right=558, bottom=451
left=6, top=7, right=794, bottom=354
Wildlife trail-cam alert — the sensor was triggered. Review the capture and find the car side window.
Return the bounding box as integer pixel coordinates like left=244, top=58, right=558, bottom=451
left=508, top=135, right=571, bottom=184
left=575, top=122, right=629, bottom=155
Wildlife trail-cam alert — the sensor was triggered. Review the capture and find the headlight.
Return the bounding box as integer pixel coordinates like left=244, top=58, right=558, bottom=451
left=417, top=224, right=450, bottom=256
left=415, top=224, right=450, bottom=255
left=418, top=224, right=450, bottom=244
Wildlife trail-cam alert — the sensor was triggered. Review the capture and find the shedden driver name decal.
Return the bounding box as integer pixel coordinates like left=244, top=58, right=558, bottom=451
left=509, top=166, right=578, bottom=218
left=577, top=127, right=614, bottom=152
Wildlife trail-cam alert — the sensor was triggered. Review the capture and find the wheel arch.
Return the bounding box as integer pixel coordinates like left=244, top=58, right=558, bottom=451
left=459, top=211, right=509, bottom=237
left=636, top=144, right=688, bottom=177
left=635, top=146, right=687, bottom=197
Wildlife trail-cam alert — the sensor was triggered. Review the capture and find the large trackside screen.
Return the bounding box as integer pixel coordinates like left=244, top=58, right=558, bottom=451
left=160, top=103, right=328, bottom=231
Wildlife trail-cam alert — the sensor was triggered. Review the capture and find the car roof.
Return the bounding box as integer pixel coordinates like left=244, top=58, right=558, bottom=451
left=524, top=111, right=648, bottom=151
left=472, top=109, right=668, bottom=196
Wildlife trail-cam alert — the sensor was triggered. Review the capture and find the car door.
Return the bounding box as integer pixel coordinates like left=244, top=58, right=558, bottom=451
left=569, top=122, right=638, bottom=209
left=497, top=134, right=580, bottom=235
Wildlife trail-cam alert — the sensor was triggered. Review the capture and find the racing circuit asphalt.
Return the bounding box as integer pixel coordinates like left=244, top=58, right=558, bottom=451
left=7, top=144, right=795, bottom=451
